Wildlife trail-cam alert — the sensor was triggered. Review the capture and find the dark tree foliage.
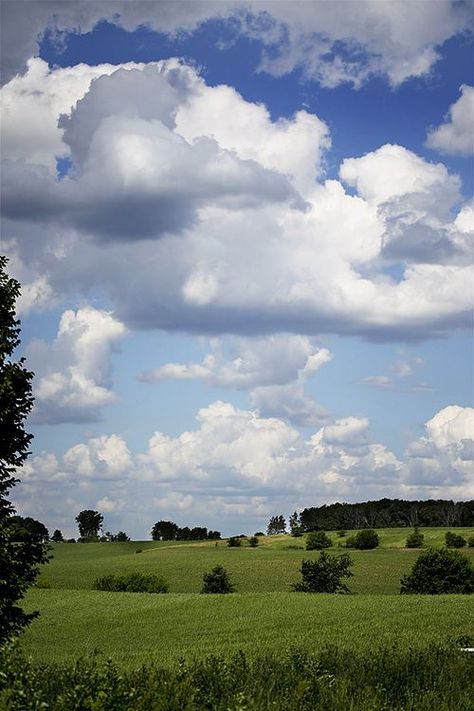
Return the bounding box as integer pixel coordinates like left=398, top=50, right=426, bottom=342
left=0, top=256, right=49, bottom=646
left=289, top=511, right=303, bottom=537
left=299, top=498, right=474, bottom=531
left=400, top=548, right=474, bottom=594
left=201, top=565, right=235, bottom=594
left=267, top=514, right=286, bottom=535
left=248, top=536, right=259, bottom=547
left=445, top=531, right=466, bottom=548
left=293, top=552, right=353, bottom=593
left=75, top=510, right=103, bottom=540
left=51, top=529, right=64, bottom=543
left=306, top=531, right=332, bottom=550
left=227, top=536, right=241, bottom=547
left=405, top=527, right=424, bottom=548
left=151, top=520, right=220, bottom=541
left=8, top=516, right=49, bottom=543
left=151, top=520, right=179, bottom=540
left=112, top=531, right=130, bottom=542
left=349, top=529, right=379, bottom=550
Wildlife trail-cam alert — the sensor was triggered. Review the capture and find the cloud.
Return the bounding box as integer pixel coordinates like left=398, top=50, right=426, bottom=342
left=1, top=1, right=471, bottom=88
left=12, top=403, right=473, bottom=536
left=2, top=62, right=472, bottom=342
left=426, top=85, right=474, bottom=156
left=26, top=307, right=127, bottom=423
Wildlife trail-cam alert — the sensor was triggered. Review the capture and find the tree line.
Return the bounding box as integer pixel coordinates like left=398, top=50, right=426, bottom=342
left=267, top=499, right=474, bottom=534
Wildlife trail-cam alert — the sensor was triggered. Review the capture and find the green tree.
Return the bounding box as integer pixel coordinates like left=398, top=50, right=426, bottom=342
left=400, top=548, right=474, bottom=594
left=0, top=256, right=49, bottom=646
left=8, top=516, right=49, bottom=543
left=289, top=510, right=303, bottom=536
left=267, top=514, right=286, bottom=535
left=405, top=527, right=424, bottom=548
left=306, top=531, right=332, bottom=550
left=151, top=520, right=179, bottom=540
left=51, top=529, right=64, bottom=543
left=75, top=509, right=103, bottom=540
left=248, top=536, right=259, bottom=547
left=293, top=552, right=353, bottom=593
left=445, top=531, right=466, bottom=548
left=201, top=565, right=235, bottom=594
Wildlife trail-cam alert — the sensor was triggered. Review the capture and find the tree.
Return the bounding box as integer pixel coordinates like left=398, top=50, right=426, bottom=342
left=151, top=520, right=178, bottom=540
left=227, top=536, right=241, bottom=547
left=289, top=511, right=303, bottom=537
left=248, top=536, right=259, bottom=547
left=201, top=565, right=235, bottom=594
left=113, top=531, right=130, bottom=542
left=400, top=548, right=474, bottom=594
left=405, top=527, right=424, bottom=548
left=349, top=529, right=379, bottom=550
left=306, top=531, right=332, bottom=550
left=0, top=256, right=49, bottom=646
left=293, top=552, right=353, bottom=593
left=8, top=516, right=49, bottom=543
left=267, top=514, right=286, bottom=535
left=75, top=510, right=103, bottom=540
left=445, top=531, right=466, bottom=548
left=51, top=529, right=64, bottom=543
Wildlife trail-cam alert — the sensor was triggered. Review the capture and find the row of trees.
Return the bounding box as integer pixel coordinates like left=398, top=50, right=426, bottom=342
left=151, top=520, right=221, bottom=541
left=266, top=499, right=474, bottom=535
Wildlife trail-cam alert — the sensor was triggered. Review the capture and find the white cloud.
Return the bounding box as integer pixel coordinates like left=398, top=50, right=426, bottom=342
left=27, top=307, right=127, bottom=423
left=426, top=85, right=474, bottom=156
left=1, top=1, right=470, bottom=88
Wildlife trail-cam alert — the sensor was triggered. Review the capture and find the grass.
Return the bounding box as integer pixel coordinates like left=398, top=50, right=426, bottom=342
left=37, top=528, right=474, bottom=595
left=21, top=589, right=474, bottom=669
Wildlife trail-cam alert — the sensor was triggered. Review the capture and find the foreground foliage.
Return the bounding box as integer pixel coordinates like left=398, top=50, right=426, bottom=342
left=1, top=643, right=473, bottom=710
left=400, top=548, right=474, bottom=594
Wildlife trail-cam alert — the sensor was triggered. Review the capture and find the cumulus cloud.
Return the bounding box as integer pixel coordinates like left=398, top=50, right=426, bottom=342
left=2, top=61, right=472, bottom=342
left=1, top=1, right=470, bottom=88
left=26, top=307, right=127, bottom=423
left=426, top=85, right=474, bottom=156
left=12, top=402, right=473, bottom=536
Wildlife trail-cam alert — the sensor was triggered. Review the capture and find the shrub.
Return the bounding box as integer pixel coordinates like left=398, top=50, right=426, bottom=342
left=227, top=536, right=241, bottom=547
left=248, top=536, right=259, bottom=547
left=468, top=535, right=474, bottom=548
left=135, top=548, right=143, bottom=554
left=66, top=538, right=76, bottom=543
left=254, top=531, right=265, bottom=536
left=445, top=531, right=466, bottom=548
left=201, top=565, right=235, bottom=594
left=352, top=529, right=379, bottom=550
left=293, top=551, right=353, bottom=593
left=94, top=572, right=169, bottom=593
left=306, top=531, right=332, bottom=550
left=405, top=527, right=424, bottom=548
left=400, top=548, right=474, bottom=594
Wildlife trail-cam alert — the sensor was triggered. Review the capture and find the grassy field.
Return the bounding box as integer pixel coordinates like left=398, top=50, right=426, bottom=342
left=37, top=528, right=474, bottom=595
left=21, top=589, right=474, bottom=668
left=17, top=527, right=474, bottom=669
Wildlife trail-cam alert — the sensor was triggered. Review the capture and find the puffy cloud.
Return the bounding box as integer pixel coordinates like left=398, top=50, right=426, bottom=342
left=426, top=85, right=474, bottom=156
left=26, top=307, right=127, bottom=423
left=1, top=1, right=470, bottom=88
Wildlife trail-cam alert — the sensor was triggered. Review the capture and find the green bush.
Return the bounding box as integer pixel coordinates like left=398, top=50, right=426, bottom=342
left=445, top=531, right=466, bottom=548
left=400, top=548, right=474, bottom=594
left=201, top=565, right=235, bottom=594
left=468, top=535, right=474, bottom=548
left=405, top=527, right=424, bottom=548
left=352, top=529, right=379, bottom=550
left=227, top=536, right=241, bottom=547
left=293, top=551, right=353, bottom=593
left=306, top=531, right=332, bottom=550
left=248, top=536, right=259, bottom=547
left=94, top=572, right=169, bottom=593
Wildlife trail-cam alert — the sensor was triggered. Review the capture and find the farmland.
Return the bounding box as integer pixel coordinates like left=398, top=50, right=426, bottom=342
left=19, top=527, right=474, bottom=668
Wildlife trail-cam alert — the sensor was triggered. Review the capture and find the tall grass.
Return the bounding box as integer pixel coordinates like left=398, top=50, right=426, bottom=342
left=1, top=643, right=472, bottom=710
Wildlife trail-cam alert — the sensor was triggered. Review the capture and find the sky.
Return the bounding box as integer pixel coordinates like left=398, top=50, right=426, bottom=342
left=1, top=0, right=473, bottom=539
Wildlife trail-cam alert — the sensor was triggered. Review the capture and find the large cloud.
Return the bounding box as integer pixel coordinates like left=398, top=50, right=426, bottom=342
left=426, top=85, right=474, bottom=157
left=13, top=402, right=472, bottom=537
left=1, top=1, right=471, bottom=88
left=26, top=306, right=127, bottom=423
left=2, top=60, right=472, bottom=342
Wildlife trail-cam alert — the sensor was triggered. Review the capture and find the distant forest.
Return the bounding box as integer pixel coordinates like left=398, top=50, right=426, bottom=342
left=299, top=499, right=474, bottom=530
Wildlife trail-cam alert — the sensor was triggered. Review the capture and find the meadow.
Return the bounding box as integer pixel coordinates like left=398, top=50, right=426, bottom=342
left=19, top=527, right=474, bottom=669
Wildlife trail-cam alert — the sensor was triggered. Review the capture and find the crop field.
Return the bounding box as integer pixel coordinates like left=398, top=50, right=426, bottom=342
left=18, top=527, right=474, bottom=669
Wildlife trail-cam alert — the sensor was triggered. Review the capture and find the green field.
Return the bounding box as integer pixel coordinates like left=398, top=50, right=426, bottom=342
left=19, top=528, right=474, bottom=669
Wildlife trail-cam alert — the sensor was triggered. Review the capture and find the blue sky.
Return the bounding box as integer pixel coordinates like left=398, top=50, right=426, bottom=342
left=1, top=1, right=473, bottom=538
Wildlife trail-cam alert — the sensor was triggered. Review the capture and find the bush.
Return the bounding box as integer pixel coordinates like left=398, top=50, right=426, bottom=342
left=227, top=536, right=241, bottom=547
left=293, top=551, right=353, bottom=593
left=306, top=531, right=332, bottom=550
left=201, top=565, right=235, bottom=594
left=405, top=527, right=424, bottom=548
left=135, top=548, right=143, bottom=554
left=94, top=572, right=169, bottom=593
left=254, top=531, right=265, bottom=536
left=445, top=531, right=466, bottom=548
left=400, top=548, right=474, bottom=594
left=248, top=536, right=259, bottom=547
left=352, top=529, right=379, bottom=550
left=468, top=535, right=474, bottom=548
